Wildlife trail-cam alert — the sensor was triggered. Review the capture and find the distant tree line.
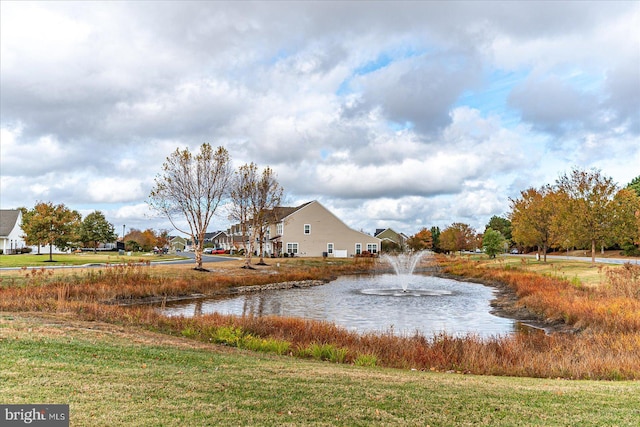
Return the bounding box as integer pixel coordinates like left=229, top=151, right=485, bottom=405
left=19, top=203, right=117, bottom=261
left=404, top=169, right=640, bottom=264
left=510, top=168, right=640, bottom=264
left=18, top=202, right=176, bottom=261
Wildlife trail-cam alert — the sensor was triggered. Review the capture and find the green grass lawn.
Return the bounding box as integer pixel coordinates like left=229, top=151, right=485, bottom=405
left=0, top=252, right=184, bottom=268
left=2, top=314, right=639, bottom=427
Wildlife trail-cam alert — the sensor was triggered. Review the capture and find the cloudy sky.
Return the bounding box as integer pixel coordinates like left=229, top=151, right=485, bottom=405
left=1, top=1, right=639, bottom=238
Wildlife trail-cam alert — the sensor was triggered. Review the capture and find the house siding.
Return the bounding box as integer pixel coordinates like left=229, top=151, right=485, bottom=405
left=375, top=228, right=407, bottom=248
left=282, top=201, right=380, bottom=257
left=0, top=210, right=26, bottom=254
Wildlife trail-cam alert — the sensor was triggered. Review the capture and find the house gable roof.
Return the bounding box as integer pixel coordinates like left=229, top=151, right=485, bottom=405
left=0, top=210, right=21, bottom=238
left=374, top=228, right=408, bottom=245
left=204, top=230, right=227, bottom=240
left=272, top=201, right=313, bottom=221
left=285, top=200, right=379, bottom=241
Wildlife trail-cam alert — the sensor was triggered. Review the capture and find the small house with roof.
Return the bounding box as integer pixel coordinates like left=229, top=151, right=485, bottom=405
left=374, top=228, right=409, bottom=251
left=0, top=209, right=26, bottom=254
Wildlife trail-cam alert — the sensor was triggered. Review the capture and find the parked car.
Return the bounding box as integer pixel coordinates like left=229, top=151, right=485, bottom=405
left=203, top=247, right=213, bottom=254
left=510, top=249, right=519, bottom=254
left=212, top=248, right=226, bottom=254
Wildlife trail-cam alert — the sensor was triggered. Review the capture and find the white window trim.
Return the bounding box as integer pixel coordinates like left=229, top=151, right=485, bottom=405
left=355, top=243, right=362, bottom=255
left=286, top=242, right=299, bottom=254
left=366, top=243, right=378, bottom=254
left=327, top=243, right=334, bottom=254
left=304, top=224, right=311, bottom=235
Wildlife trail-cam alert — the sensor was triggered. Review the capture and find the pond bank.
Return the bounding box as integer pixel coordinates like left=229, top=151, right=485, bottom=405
left=435, top=272, right=574, bottom=334
left=110, top=266, right=571, bottom=335
left=110, top=279, right=328, bottom=306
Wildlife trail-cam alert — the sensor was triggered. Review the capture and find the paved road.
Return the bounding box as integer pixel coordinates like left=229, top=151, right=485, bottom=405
left=155, top=251, right=241, bottom=265
left=508, top=254, right=640, bottom=265
left=0, top=251, right=236, bottom=271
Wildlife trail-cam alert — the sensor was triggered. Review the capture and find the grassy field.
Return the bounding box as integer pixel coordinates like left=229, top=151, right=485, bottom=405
left=481, top=257, right=606, bottom=286
left=2, top=313, right=639, bottom=427
left=1, top=254, right=639, bottom=425
left=0, top=252, right=185, bottom=268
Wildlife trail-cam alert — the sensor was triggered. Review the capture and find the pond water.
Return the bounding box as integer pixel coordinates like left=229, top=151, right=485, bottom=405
left=160, top=274, right=517, bottom=338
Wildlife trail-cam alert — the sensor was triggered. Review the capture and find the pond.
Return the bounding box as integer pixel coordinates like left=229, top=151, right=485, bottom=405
left=160, top=274, right=517, bottom=338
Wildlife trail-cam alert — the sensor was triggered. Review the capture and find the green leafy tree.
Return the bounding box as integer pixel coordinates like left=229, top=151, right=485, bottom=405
left=430, top=226, right=441, bottom=253
left=20, top=202, right=81, bottom=261
left=486, top=215, right=512, bottom=243
left=149, top=144, right=233, bottom=270
left=627, top=176, right=640, bottom=197
left=80, top=211, right=117, bottom=252
left=482, top=228, right=505, bottom=258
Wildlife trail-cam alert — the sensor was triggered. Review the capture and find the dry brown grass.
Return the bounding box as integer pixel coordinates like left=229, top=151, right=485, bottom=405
left=1, top=255, right=639, bottom=380
left=439, top=256, right=640, bottom=332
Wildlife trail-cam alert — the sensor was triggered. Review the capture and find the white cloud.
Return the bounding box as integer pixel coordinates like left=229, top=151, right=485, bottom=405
left=1, top=1, right=638, bottom=237
left=86, top=177, right=148, bottom=204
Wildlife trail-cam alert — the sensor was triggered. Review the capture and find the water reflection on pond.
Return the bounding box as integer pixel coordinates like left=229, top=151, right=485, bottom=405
left=160, top=274, right=516, bottom=338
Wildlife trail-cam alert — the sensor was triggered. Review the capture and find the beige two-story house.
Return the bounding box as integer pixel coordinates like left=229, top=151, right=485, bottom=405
left=266, top=200, right=381, bottom=258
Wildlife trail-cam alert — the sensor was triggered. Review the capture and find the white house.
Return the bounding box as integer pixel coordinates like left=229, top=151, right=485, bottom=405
left=0, top=209, right=26, bottom=254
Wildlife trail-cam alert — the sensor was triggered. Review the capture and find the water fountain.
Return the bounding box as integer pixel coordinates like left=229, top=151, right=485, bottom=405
left=160, top=249, right=516, bottom=336
left=360, top=250, right=451, bottom=297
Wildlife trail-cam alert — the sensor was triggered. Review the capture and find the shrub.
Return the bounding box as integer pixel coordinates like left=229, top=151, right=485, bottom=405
left=302, top=343, right=349, bottom=363
left=621, top=243, right=640, bottom=256
left=354, top=353, right=378, bottom=367
left=181, top=327, right=198, bottom=339
left=242, top=336, right=291, bottom=355
left=210, top=325, right=245, bottom=346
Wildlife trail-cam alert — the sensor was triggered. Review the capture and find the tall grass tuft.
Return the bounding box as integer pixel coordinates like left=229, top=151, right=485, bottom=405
left=600, top=263, right=640, bottom=299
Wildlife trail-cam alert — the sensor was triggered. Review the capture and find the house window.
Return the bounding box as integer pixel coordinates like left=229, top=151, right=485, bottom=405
left=366, top=243, right=378, bottom=254
left=304, top=224, right=311, bottom=235
left=277, top=222, right=283, bottom=236
left=327, top=243, right=334, bottom=255
left=286, top=243, right=298, bottom=255
left=355, top=243, right=362, bottom=255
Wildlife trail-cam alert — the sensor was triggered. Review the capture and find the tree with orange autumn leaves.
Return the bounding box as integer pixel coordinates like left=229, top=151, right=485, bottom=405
left=406, top=228, right=433, bottom=251
left=439, top=222, right=477, bottom=253
left=510, top=168, right=640, bottom=264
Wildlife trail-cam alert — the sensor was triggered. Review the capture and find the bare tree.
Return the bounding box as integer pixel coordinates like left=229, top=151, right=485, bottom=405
left=228, top=163, right=283, bottom=268
left=149, top=144, right=232, bottom=270
left=253, top=166, right=284, bottom=265
left=228, top=163, right=257, bottom=268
